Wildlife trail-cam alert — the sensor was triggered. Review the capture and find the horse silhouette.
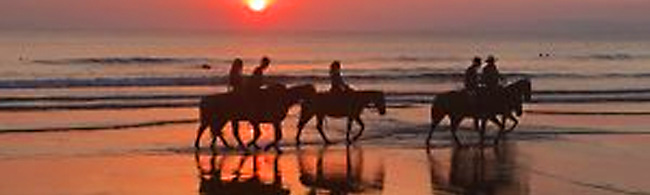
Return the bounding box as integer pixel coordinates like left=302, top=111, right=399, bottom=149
left=296, top=91, right=387, bottom=144
left=195, top=151, right=290, bottom=195
left=194, top=84, right=316, bottom=150
left=429, top=79, right=531, bottom=146
left=426, top=142, right=528, bottom=194
left=296, top=145, right=385, bottom=194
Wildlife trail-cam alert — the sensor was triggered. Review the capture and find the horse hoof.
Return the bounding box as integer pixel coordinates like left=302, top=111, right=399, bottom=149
left=238, top=146, right=248, bottom=151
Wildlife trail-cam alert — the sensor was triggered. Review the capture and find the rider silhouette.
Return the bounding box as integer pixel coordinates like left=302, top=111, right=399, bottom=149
left=228, top=58, right=244, bottom=92
left=482, top=55, right=503, bottom=90
left=464, top=57, right=482, bottom=92
left=248, top=56, right=271, bottom=91
left=329, top=61, right=353, bottom=94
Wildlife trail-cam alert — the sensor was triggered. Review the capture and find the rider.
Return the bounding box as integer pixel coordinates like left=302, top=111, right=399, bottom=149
left=482, top=55, right=503, bottom=91
left=248, top=56, right=271, bottom=91
left=464, top=57, right=482, bottom=93
left=228, top=58, right=244, bottom=92
left=329, top=60, right=353, bottom=94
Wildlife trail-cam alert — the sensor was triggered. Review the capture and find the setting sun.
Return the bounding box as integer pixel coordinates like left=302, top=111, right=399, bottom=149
left=246, top=0, right=269, bottom=12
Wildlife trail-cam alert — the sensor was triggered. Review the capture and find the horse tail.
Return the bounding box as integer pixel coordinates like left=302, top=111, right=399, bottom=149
left=195, top=97, right=211, bottom=148
left=428, top=103, right=447, bottom=145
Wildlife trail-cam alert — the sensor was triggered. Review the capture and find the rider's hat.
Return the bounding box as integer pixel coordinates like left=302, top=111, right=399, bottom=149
left=486, top=55, right=497, bottom=63
left=331, top=60, right=341, bottom=69
left=472, top=56, right=482, bottom=64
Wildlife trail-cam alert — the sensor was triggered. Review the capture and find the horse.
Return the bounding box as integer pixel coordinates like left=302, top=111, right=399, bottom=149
left=296, top=90, right=386, bottom=144
left=493, top=79, right=531, bottom=139
left=194, top=84, right=316, bottom=150
left=428, top=79, right=531, bottom=146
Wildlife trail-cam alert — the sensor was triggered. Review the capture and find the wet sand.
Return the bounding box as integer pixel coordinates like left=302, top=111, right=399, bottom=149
left=1, top=106, right=650, bottom=194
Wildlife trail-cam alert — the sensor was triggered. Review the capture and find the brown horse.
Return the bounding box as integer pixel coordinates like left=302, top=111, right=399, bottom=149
left=194, top=84, right=316, bottom=150
left=296, top=91, right=386, bottom=144
left=428, top=79, right=531, bottom=146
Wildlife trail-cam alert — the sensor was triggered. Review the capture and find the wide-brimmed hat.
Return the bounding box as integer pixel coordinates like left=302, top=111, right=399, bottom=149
left=472, top=56, right=482, bottom=63
left=486, top=55, right=497, bottom=63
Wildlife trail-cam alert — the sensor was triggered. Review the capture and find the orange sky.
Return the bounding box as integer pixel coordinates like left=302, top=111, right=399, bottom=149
left=1, top=0, right=649, bottom=33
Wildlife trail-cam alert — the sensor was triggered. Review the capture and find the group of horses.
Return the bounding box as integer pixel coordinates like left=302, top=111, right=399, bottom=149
left=194, top=78, right=531, bottom=150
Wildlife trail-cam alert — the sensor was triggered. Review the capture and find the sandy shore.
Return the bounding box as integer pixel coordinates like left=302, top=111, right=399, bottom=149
left=1, top=106, right=650, bottom=194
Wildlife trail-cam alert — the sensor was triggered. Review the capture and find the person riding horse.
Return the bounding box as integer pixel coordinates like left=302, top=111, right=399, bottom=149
left=464, top=57, right=482, bottom=94
left=481, top=55, right=504, bottom=91
left=248, top=56, right=272, bottom=92
left=329, top=61, right=353, bottom=94
left=228, top=58, right=245, bottom=92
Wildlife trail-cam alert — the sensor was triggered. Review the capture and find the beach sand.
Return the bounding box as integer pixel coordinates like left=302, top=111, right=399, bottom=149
left=1, top=106, right=649, bottom=195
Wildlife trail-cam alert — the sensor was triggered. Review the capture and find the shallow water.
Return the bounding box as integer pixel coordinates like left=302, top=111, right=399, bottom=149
left=0, top=31, right=649, bottom=194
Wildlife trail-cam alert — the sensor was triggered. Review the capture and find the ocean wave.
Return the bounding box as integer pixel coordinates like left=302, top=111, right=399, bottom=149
left=2, top=91, right=650, bottom=111
left=32, top=57, right=212, bottom=65
left=31, top=55, right=465, bottom=66
left=525, top=110, right=650, bottom=115
left=567, top=53, right=650, bottom=61
left=0, top=119, right=197, bottom=134
left=1, top=72, right=649, bottom=89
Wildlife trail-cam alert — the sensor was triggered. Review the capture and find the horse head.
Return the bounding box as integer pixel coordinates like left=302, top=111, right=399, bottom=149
left=519, top=78, right=532, bottom=101
left=505, top=78, right=531, bottom=116
left=370, top=91, right=387, bottom=115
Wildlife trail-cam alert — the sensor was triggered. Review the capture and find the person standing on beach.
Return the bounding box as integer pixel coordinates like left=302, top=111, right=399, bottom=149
left=329, top=60, right=353, bottom=94
left=464, top=57, right=482, bottom=93
left=228, top=58, right=244, bottom=92
left=482, top=55, right=503, bottom=90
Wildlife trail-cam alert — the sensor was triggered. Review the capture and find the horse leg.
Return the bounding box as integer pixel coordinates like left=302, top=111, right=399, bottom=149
left=346, top=117, right=353, bottom=144
left=211, top=118, right=231, bottom=150
left=506, top=114, right=519, bottom=133
left=353, top=116, right=365, bottom=141
left=490, top=116, right=505, bottom=130
left=428, top=107, right=446, bottom=146
left=479, top=118, right=487, bottom=146
left=450, top=116, right=463, bottom=146
left=296, top=112, right=313, bottom=145
left=265, top=122, right=283, bottom=151
left=247, top=122, right=262, bottom=150
left=194, top=119, right=209, bottom=149
left=489, top=115, right=505, bottom=145
left=231, top=121, right=246, bottom=150
left=316, top=115, right=332, bottom=144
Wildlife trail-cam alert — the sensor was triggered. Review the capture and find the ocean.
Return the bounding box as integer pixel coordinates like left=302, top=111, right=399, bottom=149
left=1, top=31, right=650, bottom=194
left=1, top=31, right=649, bottom=131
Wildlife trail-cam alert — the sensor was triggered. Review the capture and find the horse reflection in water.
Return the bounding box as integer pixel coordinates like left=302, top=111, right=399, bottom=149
left=297, top=145, right=385, bottom=194
left=195, top=152, right=290, bottom=195
left=427, top=142, right=529, bottom=194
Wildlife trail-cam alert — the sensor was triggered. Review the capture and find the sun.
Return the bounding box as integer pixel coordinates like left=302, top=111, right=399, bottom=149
left=246, top=0, right=269, bottom=12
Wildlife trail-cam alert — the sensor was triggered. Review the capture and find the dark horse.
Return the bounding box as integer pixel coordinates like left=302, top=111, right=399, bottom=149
left=296, top=91, right=387, bottom=144
left=194, top=84, right=316, bottom=150
left=428, top=79, right=531, bottom=145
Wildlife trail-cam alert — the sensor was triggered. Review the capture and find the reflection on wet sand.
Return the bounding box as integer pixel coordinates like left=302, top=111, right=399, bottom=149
left=297, top=144, right=385, bottom=194
left=194, top=144, right=385, bottom=195
left=195, top=152, right=290, bottom=195
left=427, top=142, right=529, bottom=194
